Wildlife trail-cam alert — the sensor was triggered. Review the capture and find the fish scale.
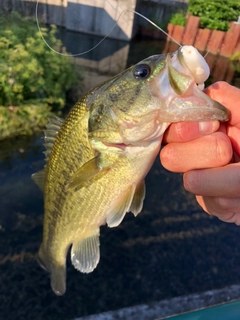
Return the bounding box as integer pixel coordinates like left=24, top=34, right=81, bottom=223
left=32, top=46, right=230, bottom=295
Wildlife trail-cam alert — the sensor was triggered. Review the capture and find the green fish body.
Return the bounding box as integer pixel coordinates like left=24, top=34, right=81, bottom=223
left=32, top=46, right=230, bottom=295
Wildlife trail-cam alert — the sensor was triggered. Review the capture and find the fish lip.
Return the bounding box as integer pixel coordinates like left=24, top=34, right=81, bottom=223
left=152, top=49, right=230, bottom=123
left=212, top=99, right=230, bottom=121
left=102, top=142, right=128, bottom=150
left=157, top=90, right=230, bottom=123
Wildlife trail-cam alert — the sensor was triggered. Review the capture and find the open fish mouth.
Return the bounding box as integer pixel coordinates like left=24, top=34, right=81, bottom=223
left=102, top=142, right=128, bottom=150
left=158, top=89, right=230, bottom=123
left=149, top=46, right=230, bottom=124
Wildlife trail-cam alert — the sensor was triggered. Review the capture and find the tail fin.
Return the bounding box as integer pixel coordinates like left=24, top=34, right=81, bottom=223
left=50, top=265, right=66, bottom=296
left=38, top=244, right=66, bottom=296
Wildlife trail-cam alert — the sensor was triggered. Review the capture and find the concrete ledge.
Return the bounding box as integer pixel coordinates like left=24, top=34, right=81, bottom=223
left=75, top=285, right=240, bottom=320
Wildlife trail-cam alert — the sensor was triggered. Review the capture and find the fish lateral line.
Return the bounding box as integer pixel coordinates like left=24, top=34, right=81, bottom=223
left=34, top=1, right=181, bottom=57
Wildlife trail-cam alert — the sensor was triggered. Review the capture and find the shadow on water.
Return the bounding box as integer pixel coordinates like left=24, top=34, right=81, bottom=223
left=0, top=30, right=240, bottom=320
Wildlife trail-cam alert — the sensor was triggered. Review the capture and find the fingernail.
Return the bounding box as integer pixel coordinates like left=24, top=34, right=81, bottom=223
left=199, top=121, right=219, bottom=134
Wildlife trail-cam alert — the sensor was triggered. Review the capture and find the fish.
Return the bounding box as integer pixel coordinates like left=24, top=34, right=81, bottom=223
left=32, top=45, right=230, bottom=295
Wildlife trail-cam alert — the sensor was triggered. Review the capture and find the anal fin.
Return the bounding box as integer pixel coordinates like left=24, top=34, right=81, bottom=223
left=107, top=186, right=135, bottom=228
left=71, top=232, right=100, bottom=273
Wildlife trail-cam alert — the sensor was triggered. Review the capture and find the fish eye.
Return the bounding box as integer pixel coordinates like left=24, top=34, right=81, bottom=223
left=133, top=64, right=151, bottom=79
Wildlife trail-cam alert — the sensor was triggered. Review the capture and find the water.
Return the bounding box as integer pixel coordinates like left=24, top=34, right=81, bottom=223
left=166, top=299, right=240, bottom=320
left=0, top=31, right=240, bottom=320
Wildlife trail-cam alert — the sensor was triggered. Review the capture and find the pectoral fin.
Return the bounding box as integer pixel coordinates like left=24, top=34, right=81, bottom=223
left=107, top=186, right=135, bottom=228
left=71, top=232, right=100, bottom=273
left=130, top=180, right=146, bottom=217
left=66, top=155, right=109, bottom=191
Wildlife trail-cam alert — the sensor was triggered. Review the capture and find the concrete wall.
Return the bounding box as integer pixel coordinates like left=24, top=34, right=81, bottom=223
left=136, top=0, right=188, bottom=28
left=75, top=44, right=130, bottom=93
left=66, top=0, right=137, bottom=40
left=0, top=0, right=188, bottom=40
left=0, top=0, right=137, bottom=41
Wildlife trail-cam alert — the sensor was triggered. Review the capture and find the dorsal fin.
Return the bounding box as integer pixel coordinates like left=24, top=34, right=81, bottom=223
left=32, top=117, right=64, bottom=190
left=43, top=116, right=64, bottom=161
left=32, top=169, right=45, bottom=191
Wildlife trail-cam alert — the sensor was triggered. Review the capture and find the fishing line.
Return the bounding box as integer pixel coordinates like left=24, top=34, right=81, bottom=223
left=35, top=0, right=119, bottom=56
left=34, top=1, right=182, bottom=57
left=204, top=50, right=210, bottom=58
left=130, top=10, right=182, bottom=47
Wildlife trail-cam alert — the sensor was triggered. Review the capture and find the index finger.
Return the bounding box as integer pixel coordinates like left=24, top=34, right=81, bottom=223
left=204, top=81, right=240, bottom=126
left=184, top=163, right=240, bottom=198
left=163, top=120, right=219, bottom=144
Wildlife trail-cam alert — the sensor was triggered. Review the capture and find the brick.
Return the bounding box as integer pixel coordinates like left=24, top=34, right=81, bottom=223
left=204, top=52, right=216, bottom=74
left=207, top=30, right=225, bottom=54
left=167, top=41, right=180, bottom=53
left=194, top=29, right=212, bottom=52
left=182, top=15, right=200, bottom=45
left=220, top=23, right=240, bottom=57
left=211, top=56, right=229, bottom=81
left=167, top=23, right=174, bottom=42
left=233, top=34, right=240, bottom=54
left=172, top=25, right=185, bottom=44
left=225, top=64, right=235, bottom=84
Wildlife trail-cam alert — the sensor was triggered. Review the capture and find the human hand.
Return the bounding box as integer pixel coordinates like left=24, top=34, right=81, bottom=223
left=161, top=81, right=240, bottom=225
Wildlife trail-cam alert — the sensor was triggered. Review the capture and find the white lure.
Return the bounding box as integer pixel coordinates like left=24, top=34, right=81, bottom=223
left=179, top=45, right=210, bottom=86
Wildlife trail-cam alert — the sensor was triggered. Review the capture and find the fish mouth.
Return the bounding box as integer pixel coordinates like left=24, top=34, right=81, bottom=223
left=149, top=52, right=230, bottom=124
left=158, top=87, right=230, bottom=123
left=102, top=142, right=128, bottom=150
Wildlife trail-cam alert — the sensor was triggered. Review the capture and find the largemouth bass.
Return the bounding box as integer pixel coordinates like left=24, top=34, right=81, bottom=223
left=32, top=45, right=230, bottom=295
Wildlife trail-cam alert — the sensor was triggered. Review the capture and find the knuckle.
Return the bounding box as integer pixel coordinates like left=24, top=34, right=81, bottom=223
left=183, top=170, right=202, bottom=193
left=175, top=122, right=190, bottom=142
left=217, top=197, right=232, bottom=211
left=211, top=133, right=232, bottom=166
